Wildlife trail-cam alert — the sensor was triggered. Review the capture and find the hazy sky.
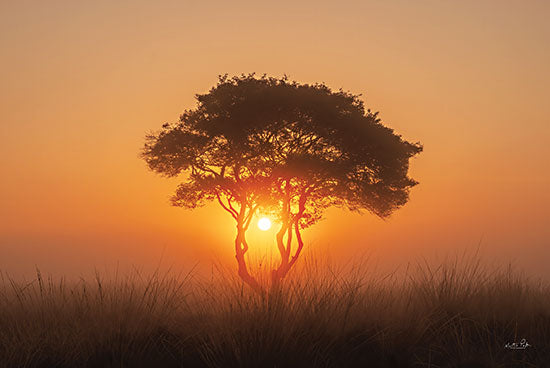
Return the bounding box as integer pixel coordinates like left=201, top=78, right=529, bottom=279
left=1, top=0, right=549, bottom=279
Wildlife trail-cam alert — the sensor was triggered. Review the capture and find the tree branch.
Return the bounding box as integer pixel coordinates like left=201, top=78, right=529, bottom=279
left=285, top=225, right=292, bottom=258
left=288, top=189, right=307, bottom=268
left=288, top=221, right=304, bottom=269
left=216, top=192, right=238, bottom=220
left=244, top=204, right=259, bottom=231
left=228, top=195, right=238, bottom=216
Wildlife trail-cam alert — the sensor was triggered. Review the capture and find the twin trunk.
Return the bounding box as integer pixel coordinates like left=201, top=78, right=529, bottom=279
left=234, top=219, right=304, bottom=295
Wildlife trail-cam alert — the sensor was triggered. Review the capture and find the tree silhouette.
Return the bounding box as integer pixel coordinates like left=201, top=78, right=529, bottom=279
left=141, top=74, right=422, bottom=293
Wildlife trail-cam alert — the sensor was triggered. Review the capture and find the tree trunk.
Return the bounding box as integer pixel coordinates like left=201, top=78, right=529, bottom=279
left=234, top=225, right=264, bottom=295
left=270, top=221, right=304, bottom=290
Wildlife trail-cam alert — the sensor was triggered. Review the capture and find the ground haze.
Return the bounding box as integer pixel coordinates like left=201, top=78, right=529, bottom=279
left=1, top=255, right=548, bottom=367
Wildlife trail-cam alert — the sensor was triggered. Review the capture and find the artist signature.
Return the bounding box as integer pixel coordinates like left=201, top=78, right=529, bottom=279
left=504, top=339, right=531, bottom=350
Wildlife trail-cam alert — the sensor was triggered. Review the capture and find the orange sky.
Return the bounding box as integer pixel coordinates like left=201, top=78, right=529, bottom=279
left=1, top=0, right=549, bottom=279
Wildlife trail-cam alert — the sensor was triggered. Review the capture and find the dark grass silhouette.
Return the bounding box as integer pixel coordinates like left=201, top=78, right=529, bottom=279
left=1, top=254, right=549, bottom=368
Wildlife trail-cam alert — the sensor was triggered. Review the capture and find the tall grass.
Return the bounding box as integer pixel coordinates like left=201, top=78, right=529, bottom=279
left=0, top=253, right=548, bottom=367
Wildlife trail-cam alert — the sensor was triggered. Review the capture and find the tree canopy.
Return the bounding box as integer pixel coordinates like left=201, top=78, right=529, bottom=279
left=142, top=74, right=422, bottom=292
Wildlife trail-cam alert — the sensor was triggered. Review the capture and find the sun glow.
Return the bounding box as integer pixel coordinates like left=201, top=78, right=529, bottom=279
left=257, top=217, right=272, bottom=231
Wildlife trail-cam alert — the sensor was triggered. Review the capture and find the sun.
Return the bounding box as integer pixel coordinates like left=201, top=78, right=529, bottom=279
left=257, top=217, right=272, bottom=231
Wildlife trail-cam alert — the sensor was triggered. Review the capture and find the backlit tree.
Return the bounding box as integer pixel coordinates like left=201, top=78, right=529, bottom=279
left=141, top=74, right=422, bottom=293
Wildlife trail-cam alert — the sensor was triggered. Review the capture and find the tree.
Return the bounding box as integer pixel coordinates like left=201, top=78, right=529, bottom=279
left=141, top=74, right=422, bottom=293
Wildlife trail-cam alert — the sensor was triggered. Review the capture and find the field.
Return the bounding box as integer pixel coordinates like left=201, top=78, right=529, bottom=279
left=1, top=254, right=548, bottom=368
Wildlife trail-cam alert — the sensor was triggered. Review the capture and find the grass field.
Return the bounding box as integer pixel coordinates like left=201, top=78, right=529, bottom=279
left=1, top=254, right=548, bottom=367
